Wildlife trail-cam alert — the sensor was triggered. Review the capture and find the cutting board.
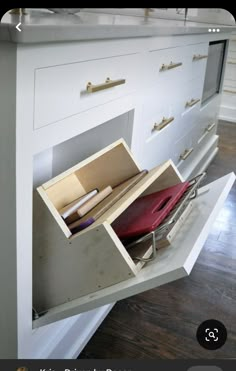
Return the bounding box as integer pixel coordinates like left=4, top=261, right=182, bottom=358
left=112, top=181, right=190, bottom=240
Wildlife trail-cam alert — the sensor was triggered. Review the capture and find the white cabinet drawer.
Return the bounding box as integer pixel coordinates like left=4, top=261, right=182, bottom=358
left=149, top=46, right=187, bottom=86
left=140, top=84, right=181, bottom=141
left=195, top=121, right=217, bottom=149
left=180, top=100, right=201, bottom=136
left=142, top=121, right=178, bottom=169
left=181, top=77, right=203, bottom=112
left=185, top=43, right=209, bottom=79
left=199, top=95, right=219, bottom=129
left=176, top=79, right=203, bottom=140
left=34, top=53, right=140, bottom=129
left=149, top=43, right=208, bottom=88
left=173, top=131, right=194, bottom=167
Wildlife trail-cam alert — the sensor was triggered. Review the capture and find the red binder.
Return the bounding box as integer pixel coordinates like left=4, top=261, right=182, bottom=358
left=112, top=181, right=190, bottom=240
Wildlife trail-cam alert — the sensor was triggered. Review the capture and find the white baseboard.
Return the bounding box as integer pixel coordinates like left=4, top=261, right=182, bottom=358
left=39, top=304, right=114, bottom=359
left=219, top=106, right=236, bottom=123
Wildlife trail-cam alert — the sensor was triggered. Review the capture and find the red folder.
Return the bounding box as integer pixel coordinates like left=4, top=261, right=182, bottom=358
left=112, top=181, right=190, bottom=240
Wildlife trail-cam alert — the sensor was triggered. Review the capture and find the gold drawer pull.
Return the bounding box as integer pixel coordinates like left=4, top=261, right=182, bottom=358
left=224, top=89, right=236, bottom=94
left=227, top=60, right=236, bottom=64
left=180, top=147, right=194, bottom=161
left=160, top=62, right=182, bottom=71
left=86, top=77, right=126, bottom=93
left=185, top=98, right=200, bottom=108
left=205, top=122, right=216, bottom=132
left=153, top=116, right=174, bottom=131
left=193, top=54, right=208, bottom=61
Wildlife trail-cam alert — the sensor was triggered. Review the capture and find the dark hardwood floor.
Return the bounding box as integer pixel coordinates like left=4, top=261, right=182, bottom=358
left=79, top=120, right=236, bottom=359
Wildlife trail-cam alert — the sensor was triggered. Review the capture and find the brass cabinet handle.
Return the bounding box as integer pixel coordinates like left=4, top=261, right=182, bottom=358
left=192, top=54, right=208, bottom=61
left=224, top=89, right=236, bottom=94
left=179, top=147, right=194, bottom=161
left=205, top=122, right=216, bottom=132
left=227, top=60, right=236, bottom=64
left=153, top=116, right=174, bottom=131
left=160, top=62, right=182, bottom=71
left=185, top=98, right=200, bottom=108
left=86, top=77, right=126, bottom=93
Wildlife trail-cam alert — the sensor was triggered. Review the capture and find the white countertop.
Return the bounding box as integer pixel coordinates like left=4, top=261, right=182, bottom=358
left=0, top=8, right=235, bottom=43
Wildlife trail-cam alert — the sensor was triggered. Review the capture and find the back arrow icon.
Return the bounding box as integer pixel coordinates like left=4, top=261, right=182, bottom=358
left=16, top=22, right=22, bottom=32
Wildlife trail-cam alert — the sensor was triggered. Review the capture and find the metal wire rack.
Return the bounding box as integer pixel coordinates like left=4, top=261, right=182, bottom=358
left=124, top=172, right=206, bottom=262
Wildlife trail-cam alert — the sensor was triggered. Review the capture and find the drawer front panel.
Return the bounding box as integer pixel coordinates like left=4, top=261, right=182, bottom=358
left=186, top=43, right=209, bottom=80
left=150, top=46, right=187, bottom=85
left=143, top=103, right=180, bottom=143
left=177, top=78, right=203, bottom=138
left=199, top=95, right=219, bottom=130
left=143, top=123, right=177, bottom=169
left=34, top=54, right=140, bottom=129
left=194, top=120, right=217, bottom=151
left=141, top=84, right=182, bottom=141
left=181, top=77, right=203, bottom=113
left=173, top=131, right=194, bottom=168
left=150, top=43, right=208, bottom=88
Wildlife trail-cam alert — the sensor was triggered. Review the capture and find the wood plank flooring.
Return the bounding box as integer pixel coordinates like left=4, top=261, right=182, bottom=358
left=79, top=120, right=236, bottom=359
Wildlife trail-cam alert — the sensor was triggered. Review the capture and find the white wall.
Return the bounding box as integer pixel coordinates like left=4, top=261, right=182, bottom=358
left=219, top=32, right=236, bottom=123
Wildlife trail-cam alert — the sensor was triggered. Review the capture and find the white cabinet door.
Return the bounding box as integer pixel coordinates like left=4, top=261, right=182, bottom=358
left=33, top=172, right=235, bottom=328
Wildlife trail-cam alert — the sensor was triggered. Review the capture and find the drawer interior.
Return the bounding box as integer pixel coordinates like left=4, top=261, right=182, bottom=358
left=38, top=140, right=183, bottom=239
left=33, top=139, right=184, bottom=315
left=43, top=141, right=140, bottom=211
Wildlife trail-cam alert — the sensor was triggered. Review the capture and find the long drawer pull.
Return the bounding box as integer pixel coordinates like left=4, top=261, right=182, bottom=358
left=160, top=62, right=182, bottom=71
left=86, top=77, right=126, bottom=93
left=227, top=60, right=236, bottom=64
left=193, top=54, right=208, bottom=61
left=205, top=122, right=216, bottom=132
left=153, top=116, right=174, bottom=131
left=224, top=89, right=236, bottom=94
left=180, top=147, right=194, bottom=161
left=185, top=98, right=200, bottom=108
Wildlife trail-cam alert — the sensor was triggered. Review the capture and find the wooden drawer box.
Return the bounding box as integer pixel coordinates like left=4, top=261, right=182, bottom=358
left=34, top=53, right=140, bottom=129
left=33, top=139, right=235, bottom=328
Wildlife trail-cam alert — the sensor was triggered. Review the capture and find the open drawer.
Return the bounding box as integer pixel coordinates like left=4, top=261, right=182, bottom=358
left=33, top=139, right=235, bottom=328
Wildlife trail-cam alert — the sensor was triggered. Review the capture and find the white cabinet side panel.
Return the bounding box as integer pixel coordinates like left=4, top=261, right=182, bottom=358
left=0, top=42, right=17, bottom=358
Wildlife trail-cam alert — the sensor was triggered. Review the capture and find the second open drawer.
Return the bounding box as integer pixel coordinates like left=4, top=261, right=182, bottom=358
left=33, top=139, right=235, bottom=328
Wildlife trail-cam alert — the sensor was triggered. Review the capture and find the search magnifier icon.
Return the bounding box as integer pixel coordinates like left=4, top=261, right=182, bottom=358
left=208, top=331, right=216, bottom=339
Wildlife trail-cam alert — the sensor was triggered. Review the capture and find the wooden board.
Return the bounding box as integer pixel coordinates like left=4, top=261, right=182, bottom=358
left=42, top=139, right=140, bottom=190
left=75, top=141, right=141, bottom=191
left=45, top=173, right=86, bottom=211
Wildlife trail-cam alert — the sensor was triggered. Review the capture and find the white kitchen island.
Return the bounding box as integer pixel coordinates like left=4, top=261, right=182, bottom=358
left=0, top=8, right=235, bottom=359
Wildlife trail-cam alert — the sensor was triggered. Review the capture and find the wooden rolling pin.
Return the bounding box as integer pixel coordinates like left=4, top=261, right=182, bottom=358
left=60, top=189, right=98, bottom=219
left=69, top=169, right=148, bottom=234
left=76, top=186, right=113, bottom=218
